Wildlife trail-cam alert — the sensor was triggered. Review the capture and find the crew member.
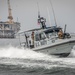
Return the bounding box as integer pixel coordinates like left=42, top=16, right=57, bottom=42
left=40, top=17, right=46, bottom=29
left=31, top=31, right=34, bottom=48
left=58, top=29, right=63, bottom=39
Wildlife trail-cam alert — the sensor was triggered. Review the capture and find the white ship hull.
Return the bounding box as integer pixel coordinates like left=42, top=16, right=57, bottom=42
left=32, top=39, right=75, bottom=57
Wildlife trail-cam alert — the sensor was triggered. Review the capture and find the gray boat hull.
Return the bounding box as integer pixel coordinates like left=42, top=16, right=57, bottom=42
left=32, top=40, right=75, bottom=57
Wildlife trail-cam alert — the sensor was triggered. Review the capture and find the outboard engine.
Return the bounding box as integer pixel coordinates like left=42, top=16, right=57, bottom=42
left=64, top=33, right=71, bottom=38
left=63, top=24, right=71, bottom=38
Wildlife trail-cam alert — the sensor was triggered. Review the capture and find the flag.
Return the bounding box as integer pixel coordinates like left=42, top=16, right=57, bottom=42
left=37, top=12, right=41, bottom=25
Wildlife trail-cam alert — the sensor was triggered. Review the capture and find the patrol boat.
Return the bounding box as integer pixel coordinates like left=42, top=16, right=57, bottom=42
left=19, top=16, right=75, bottom=57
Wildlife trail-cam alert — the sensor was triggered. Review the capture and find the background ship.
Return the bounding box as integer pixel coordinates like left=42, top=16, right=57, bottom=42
left=0, top=0, right=20, bottom=47
left=0, top=0, right=20, bottom=38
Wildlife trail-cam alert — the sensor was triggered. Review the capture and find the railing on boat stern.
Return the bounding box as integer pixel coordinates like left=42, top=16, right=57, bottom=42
left=18, top=31, right=28, bottom=48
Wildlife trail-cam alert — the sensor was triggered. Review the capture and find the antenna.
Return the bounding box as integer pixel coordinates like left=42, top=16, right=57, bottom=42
left=37, top=2, right=41, bottom=28
left=37, top=2, right=40, bottom=19
left=47, top=7, right=51, bottom=26
left=49, top=0, right=57, bottom=26
left=37, top=2, right=46, bottom=29
left=64, top=24, right=67, bottom=33
left=17, top=17, right=18, bottom=22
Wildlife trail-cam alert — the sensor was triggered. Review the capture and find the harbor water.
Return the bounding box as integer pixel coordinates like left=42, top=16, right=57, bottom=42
left=0, top=46, right=75, bottom=75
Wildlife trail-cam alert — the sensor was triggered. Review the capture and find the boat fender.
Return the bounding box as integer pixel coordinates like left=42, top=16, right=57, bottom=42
left=58, top=34, right=63, bottom=39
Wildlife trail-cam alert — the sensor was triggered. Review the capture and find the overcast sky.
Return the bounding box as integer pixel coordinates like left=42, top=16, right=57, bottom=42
left=0, top=0, right=75, bottom=33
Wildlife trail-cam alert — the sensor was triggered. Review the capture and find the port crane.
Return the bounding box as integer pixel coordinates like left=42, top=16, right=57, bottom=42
left=7, top=0, right=13, bottom=23
left=0, top=0, right=20, bottom=38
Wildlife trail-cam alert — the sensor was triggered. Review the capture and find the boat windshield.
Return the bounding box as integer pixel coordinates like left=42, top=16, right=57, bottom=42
left=43, top=27, right=62, bottom=39
left=44, top=28, right=61, bottom=34
left=35, top=32, right=46, bottom=41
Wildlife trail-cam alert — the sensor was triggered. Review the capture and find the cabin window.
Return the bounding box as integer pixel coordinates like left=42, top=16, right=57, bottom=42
left=35, top=33, right=46, bottom=41
left=35, top=34, right=40, bottom=41
left=45, top=34, right=49, bottom=38
left=0, top=24, right=2, bottom=29
left=39, top=33, right=46, bottom=40
left=4, top=24, right=9, bottom=28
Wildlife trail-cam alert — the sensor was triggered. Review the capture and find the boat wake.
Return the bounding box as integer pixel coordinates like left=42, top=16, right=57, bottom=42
left=0, top=46, right=75, bottom=70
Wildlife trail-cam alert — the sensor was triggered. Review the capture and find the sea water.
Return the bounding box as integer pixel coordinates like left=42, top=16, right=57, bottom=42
left=0, top=46, right=75, bottom=75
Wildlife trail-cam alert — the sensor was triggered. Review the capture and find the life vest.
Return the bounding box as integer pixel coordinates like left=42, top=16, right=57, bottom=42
left=31, top=32, right=34, bottom=45
left=58, top=31, right=63, bottom=39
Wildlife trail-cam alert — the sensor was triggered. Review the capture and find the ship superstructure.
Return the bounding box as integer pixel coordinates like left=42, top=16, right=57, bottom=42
left=0, top=0, right=20, bottom=38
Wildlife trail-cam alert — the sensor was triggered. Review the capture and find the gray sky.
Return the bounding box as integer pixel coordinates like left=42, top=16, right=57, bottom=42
left=0, top=0, right=75, bottom=33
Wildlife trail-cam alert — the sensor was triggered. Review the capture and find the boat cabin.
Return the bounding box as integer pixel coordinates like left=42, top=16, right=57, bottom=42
left=19, top=26, right=69, bottom=48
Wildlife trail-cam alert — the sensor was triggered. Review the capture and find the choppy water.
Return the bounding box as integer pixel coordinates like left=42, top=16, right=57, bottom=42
left=0, top=46, right=75, bottom=75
